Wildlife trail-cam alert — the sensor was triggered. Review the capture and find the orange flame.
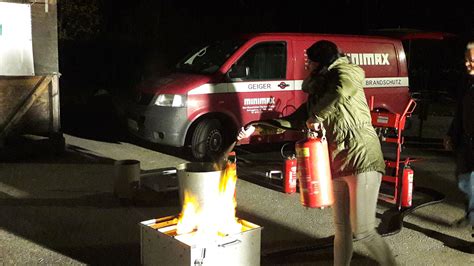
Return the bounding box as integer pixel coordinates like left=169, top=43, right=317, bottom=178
left=176, top=190, right=199, bottom=235
left=216, top=162, right=241, bottom=235
left=176, top=162, right=241, bottom=237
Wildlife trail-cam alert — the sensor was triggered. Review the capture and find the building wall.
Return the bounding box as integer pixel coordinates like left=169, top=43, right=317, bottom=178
left=0, top=1, right=59, bottom=136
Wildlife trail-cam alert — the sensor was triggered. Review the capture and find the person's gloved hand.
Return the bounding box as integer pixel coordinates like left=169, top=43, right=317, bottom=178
left=237, top=125, right=256, bottom=140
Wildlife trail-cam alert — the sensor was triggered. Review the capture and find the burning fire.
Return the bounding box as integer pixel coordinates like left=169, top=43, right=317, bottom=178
left=176, top=162, right=242, bottom=237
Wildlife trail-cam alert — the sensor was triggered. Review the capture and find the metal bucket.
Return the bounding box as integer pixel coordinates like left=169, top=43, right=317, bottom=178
left=176, top=162, right=222, bottom=212
left=114, top=159, right=140, bottom=199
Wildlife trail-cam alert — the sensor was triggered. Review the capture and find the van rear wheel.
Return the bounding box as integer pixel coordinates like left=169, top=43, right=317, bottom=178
left=191, top=119, right=227, bottom=161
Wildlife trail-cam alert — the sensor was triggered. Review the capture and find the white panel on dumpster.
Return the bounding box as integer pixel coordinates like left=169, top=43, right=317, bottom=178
left=0, top=2, right=34, bottom=76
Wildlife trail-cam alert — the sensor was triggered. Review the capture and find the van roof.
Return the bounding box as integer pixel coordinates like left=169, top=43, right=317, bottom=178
left=240, top=32, right=400, bottom=43
left=368, top=28, right=457, bottom=40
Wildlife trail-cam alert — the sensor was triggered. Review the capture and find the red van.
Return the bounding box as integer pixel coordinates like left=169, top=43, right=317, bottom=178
left=126, top=33, right=412, bottom=159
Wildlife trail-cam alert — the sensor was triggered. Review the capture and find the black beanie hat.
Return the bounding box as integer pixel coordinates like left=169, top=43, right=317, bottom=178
left=306, top=40, right=340, bottom=66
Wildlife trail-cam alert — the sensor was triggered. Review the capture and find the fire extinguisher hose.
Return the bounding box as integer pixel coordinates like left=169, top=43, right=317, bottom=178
left=216, top=120, right=303, bottom=169
left=263, top=186, right=446, bottom=257
left=245, top=119, right=303, bottom=132
left=379, top=186, right=446, bottom=237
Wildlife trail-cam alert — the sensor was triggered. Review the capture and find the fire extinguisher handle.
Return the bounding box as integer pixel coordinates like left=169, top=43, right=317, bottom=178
left=307, top=124, right=326, bottom=140
left=321, top=124, right=326, bottom=139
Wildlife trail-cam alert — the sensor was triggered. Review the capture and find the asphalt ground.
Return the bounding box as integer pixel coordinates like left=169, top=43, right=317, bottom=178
left=0, top=133, right=473, bottom=265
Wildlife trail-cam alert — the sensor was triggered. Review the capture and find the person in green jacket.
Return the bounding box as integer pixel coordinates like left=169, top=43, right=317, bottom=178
left=238, top=40, right=396, bottom=266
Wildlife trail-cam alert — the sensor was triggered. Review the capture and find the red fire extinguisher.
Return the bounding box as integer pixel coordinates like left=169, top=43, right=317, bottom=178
left=295, top=128, right=334, bottom=208
left=401, top=163, right=414, bottom=208
left=284, top=155, right=297, bottom=193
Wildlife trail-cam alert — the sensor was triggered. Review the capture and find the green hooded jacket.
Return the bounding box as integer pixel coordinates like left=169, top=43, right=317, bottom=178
left=261, top=57, right=385, bottom=178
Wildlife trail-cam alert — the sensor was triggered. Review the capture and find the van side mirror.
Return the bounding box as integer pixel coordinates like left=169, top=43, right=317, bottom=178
left=228, top=65, right=249, bottom=79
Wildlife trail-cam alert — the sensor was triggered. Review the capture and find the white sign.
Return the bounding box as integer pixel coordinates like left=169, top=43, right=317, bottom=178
left=0, top=2, right=34, bottom=76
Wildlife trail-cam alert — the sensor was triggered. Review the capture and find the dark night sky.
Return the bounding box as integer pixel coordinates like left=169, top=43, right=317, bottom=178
left=98, top=1, right=473, bottom=40
left=98, top=0, right=473, bottom=62
left=58, top=0, right=473, bottom=95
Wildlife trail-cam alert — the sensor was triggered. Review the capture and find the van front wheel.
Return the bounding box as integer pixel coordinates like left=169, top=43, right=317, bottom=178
left=191, top=119, right=227, bottom=161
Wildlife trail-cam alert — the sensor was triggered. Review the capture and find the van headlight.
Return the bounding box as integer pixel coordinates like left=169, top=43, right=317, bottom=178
left=154, top=94, right=187, bottom=107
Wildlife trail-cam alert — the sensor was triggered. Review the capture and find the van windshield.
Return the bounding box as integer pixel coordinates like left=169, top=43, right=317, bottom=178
left=175, top=39, right=245, bottom=74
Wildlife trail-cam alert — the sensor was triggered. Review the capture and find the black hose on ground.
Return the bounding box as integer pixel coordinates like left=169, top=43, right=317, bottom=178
left=379, top=186, right=445, bottom=237
left=263, top=186, right=446, bottom=257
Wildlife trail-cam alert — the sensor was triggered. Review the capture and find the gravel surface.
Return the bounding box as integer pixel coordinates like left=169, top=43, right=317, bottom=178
left=0, top=134, right=472, bottom=265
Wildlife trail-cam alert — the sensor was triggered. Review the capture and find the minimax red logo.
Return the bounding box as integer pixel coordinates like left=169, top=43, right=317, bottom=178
left=278, top=82, right=289, bottom=89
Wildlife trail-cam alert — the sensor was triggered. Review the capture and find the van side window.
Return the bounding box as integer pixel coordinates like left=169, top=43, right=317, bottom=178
left=229, top=42, right=286, bottom=81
